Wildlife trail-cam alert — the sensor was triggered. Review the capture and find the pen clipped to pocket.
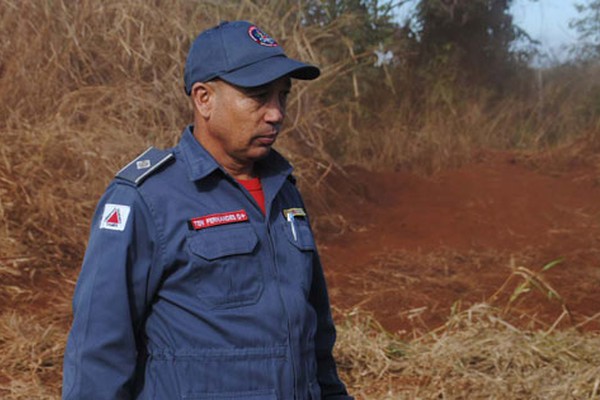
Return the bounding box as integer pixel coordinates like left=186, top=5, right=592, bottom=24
left=283, top=208, right=307, bottom=242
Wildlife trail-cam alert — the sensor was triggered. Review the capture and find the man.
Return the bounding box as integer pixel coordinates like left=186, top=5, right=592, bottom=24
left=62, top=20, right=352, bottom=399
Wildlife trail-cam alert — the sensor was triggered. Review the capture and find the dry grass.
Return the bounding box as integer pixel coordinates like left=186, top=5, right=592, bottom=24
left=2, top=0, right=597, bottom=268
left=0, top=0, right=364, bottom=271
left=0, top=269, right=72, bottom=399
left=2, top=288, right=599, bottom=399
left=330, top=59, right=600, bottom=174
left=335, top=305, right=600, bottom=399
left=0, top=311, right=66, bottom=399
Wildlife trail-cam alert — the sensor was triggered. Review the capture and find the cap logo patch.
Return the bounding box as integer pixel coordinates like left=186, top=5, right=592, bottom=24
left=100, top=204, right=131, bottom=231
left=248, top=26, right=278, bottom=47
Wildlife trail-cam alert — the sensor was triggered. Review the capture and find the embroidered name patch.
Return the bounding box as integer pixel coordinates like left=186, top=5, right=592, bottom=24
left=248, top=25, right=278, bottom=47
left=189, top=210, right=249, bottom=230
left=100, top=204, right=131, bottom=231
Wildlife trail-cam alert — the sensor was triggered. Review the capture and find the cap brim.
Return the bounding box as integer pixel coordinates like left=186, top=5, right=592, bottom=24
left=219, top=55, right=320, bottom=88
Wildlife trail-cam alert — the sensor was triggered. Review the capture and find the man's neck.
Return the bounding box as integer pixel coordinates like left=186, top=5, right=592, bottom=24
left=206, top=144, right=256, bottom=180
left=224, top=163, right=256, bottom=180
left=192, top=126, right=256, bottom=180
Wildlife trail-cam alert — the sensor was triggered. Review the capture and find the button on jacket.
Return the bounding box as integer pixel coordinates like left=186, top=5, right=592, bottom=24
left=62, top=126, right=351, bottom=400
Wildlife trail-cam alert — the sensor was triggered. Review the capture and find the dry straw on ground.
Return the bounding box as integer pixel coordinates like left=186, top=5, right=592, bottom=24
left=335, top=305, right=600, bottom=399
left=0, top=311, right=66, bottom=399
left=2, top=293, right=599, bottom=399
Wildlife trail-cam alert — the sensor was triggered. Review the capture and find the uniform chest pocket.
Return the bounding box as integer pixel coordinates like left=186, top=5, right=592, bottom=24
left=187, top=224, right=263, bottom=310
left=279, top=217, right=316, bottom=295
left=283, top=217, right=316, bottom=251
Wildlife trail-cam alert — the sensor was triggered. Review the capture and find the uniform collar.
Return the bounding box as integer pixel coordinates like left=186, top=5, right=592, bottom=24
left=177, top=124, right=293, bottom=182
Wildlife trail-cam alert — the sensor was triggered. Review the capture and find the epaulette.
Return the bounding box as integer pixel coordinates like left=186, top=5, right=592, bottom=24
left=115, top=147, right=174, bottom=186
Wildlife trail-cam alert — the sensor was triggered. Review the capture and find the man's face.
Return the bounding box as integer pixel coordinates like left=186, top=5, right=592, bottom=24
left=197, top=77, right=291, bottom=171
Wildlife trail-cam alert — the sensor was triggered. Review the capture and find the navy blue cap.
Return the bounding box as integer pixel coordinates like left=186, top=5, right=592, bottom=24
left=184, top=21, right=320, bottom=94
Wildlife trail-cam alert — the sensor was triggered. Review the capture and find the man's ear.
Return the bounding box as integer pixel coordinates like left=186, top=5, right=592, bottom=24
left=191, top=82, right=213, bottom=119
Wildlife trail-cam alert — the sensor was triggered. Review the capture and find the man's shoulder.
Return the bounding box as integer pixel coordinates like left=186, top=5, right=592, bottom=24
left=115, top=147, right=175, bottom=187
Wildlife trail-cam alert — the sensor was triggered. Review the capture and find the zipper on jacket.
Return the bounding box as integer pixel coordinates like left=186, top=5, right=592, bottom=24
left=267, top=223, right=298, bottom=399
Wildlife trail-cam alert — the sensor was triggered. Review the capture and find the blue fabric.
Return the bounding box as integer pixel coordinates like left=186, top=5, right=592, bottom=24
left=62, top=125, right=351, bottom=400
left=115, top=147, right=174, bottom=186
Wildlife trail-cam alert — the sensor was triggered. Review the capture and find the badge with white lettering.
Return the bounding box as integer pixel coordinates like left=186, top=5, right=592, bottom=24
left=189, top=210, right=249, bottom=230
left=100, top=204, right=131, bottom=231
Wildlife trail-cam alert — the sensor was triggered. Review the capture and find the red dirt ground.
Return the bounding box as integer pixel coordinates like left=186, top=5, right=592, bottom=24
left=3, top=150, right=600, bottom=340
left=316, top=151, right=600, bottom=336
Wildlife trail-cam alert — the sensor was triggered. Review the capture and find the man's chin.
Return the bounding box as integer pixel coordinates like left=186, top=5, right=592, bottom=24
left=248, top=146, right=272, bottom=162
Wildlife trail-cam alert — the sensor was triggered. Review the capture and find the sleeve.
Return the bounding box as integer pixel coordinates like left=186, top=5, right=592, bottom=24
left=62, top=182, right=163, bottom=400
left=309, top=252, right=354, bottom=400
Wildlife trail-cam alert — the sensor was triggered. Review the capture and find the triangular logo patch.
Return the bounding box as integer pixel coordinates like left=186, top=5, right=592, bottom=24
left=106, top=209, right=120, bottom=225
left=100, top=204, right=131, bottom=231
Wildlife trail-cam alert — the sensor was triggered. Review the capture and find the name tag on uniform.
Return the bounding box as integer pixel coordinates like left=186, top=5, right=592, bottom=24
left=189, top=210, right=249, bottom=230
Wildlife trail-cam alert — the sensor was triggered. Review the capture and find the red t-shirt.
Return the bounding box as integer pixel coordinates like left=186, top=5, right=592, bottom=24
left=237, top=177, right=266, bottom=215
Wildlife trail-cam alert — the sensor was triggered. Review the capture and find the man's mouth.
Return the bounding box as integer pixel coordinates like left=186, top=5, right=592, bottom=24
left=255, top=133, right=278, bottom=146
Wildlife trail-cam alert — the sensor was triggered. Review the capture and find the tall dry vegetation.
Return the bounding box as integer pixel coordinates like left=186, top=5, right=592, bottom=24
left=332, top=47, right=600, bottom=173
left=0, top=0, right=347, bottom=272
left=1, top=0, right=197, bottom=271
left=1, top=0, right=600, bottom=398
left=0, top=0, right=387, bottom=279
left=1, top=0, right=598, bottom=273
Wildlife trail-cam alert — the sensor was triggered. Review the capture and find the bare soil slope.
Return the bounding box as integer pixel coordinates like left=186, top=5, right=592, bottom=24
left=318, top=151, right=600, bottom=335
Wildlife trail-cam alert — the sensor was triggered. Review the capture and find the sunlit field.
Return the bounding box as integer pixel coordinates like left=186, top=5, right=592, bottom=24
left=1, top=1, right=599, bottom=398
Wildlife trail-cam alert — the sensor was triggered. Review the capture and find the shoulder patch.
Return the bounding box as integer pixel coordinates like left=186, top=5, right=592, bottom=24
left=116, top=147, right=174, bottom=186
left=100, top=203, right=131, bottom=231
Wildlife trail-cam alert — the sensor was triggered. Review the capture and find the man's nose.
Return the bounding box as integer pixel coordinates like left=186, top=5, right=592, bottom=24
left=264, top=96, right=285, bottom=124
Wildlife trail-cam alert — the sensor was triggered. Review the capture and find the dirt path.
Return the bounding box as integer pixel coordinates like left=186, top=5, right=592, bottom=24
left=317, top=151, right=600, bottom=335
left=3, top=150, right=599, bottom=337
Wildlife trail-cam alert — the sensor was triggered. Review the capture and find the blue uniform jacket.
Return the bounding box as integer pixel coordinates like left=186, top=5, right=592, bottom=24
left=62, top=126, right=351, bottom=400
